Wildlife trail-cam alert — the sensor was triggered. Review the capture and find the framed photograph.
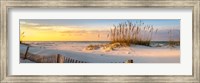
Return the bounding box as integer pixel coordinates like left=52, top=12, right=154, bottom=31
left=19, top=19, right=180, bottom=63
left=1, top=0, right=199, bottom=82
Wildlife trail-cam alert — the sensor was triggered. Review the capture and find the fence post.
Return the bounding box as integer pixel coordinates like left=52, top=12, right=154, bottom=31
left=57, top=54, right=61, bottom=63
left=24, top=46, right=29, bottom=60
left=67, top=57, right=69, bottom=63
left=69, top=58, right=72, bottom=63
left=127, top=59, right=133, bottom=63
left=57, top=54, right=65, bottom=63
left=66, top=57, right=69, bottom=63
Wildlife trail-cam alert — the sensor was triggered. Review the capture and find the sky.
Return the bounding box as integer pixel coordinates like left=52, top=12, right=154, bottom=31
left=20, top=19, right=180, bottom=41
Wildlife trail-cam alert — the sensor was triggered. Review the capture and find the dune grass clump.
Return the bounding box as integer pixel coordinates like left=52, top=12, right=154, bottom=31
left=168, top=29, right=180, bottom=47
left=110, top=20, right=158, bottom=46
left=85, top=44, right=100, bottom=50
left=20, top=32, right=25, bottom=44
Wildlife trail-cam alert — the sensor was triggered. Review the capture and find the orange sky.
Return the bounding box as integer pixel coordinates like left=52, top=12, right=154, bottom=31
left=20, top=19, right=180, bottom=41
left=20, top=22, right=110, bottom=41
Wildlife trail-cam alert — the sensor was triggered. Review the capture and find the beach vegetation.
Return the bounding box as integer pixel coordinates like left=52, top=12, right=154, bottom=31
left=20, top=32, right=25, bottom=44
left=168, top=29, right=180, bottom=47
left=110, top=20, right=158, bottom=46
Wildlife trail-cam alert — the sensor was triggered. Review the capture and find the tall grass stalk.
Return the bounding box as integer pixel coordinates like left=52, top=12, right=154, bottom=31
left=168, top=29, right=180, bottom=47
left=110, top=20, right=157, bottom=46
left=20, top=32, right=25, bottom=44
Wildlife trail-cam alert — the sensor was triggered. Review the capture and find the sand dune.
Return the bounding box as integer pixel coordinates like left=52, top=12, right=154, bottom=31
left=20, top=42, right=180, bottom=63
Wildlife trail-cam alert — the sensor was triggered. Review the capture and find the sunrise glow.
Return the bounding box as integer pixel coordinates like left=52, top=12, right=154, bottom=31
left=20, top=19, right=180, bottom=41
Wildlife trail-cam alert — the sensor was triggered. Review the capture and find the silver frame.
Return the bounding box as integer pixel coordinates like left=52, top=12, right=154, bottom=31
left=0, top=0, right=199, bottom=82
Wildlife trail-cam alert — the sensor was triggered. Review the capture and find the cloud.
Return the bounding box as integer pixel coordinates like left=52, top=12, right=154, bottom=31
left=20, top=21, right=92, bottom=32
left=20, top=21, right=40, bottom=26
left=151, top=29, right=180, bottom=41
left=153, top=25, right=180, bottom=30
left=59, top=30, right=109, bottom=33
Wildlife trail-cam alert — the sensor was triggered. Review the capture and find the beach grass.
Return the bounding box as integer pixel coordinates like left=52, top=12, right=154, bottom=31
left=110, top=20, right=158, bottom=46
left=20, top=31, right=25, bottom=44
left=168, top=29, right=180, bottom=47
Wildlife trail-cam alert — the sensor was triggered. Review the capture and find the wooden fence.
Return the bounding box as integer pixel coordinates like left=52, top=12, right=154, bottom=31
left=21, top=46, right=133, bottom=63
left=21, top=53, right=87, bottom=63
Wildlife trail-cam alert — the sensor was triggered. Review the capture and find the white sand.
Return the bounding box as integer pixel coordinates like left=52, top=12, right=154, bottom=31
left=20, top=42, right=180, bottom=63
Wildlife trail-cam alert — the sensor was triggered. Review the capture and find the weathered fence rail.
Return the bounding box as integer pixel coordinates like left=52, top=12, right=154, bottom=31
left=20, top=53, right=87, bottom=63
left=21, top=46, right=133, bottom=63
left=21, top=52, right=133, bottom=63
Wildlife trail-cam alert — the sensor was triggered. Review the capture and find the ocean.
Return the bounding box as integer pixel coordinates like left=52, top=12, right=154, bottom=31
left=22, top=41, right=178, bottom=47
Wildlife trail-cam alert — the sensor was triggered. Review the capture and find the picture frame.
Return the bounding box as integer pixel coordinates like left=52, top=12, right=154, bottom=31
left=0, top=0, right=199, bottom=82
